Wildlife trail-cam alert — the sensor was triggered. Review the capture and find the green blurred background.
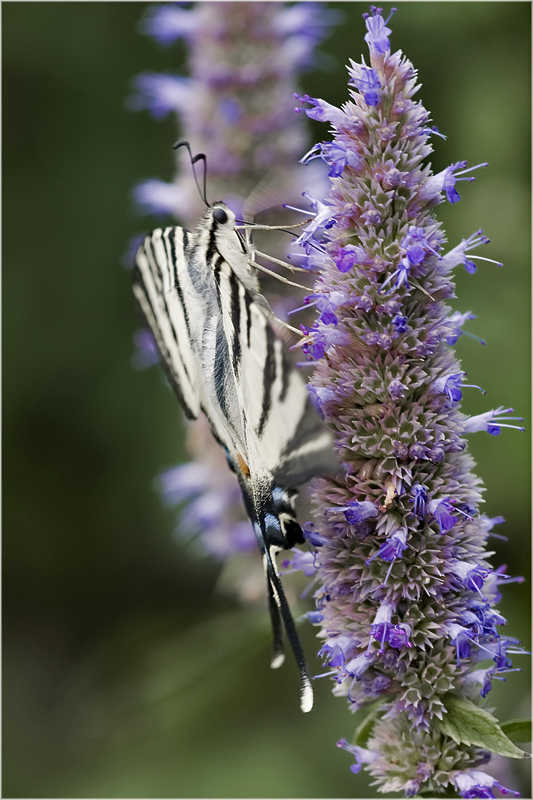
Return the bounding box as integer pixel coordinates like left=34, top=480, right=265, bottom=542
left=3, top=2, right=530, bottom=797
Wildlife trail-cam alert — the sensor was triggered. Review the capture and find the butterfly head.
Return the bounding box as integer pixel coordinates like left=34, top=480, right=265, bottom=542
left=209, top=202, right=252, bottom=263
left=211, top=204, right=231, bottom=226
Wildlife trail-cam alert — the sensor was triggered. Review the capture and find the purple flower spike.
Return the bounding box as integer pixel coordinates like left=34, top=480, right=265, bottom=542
left=293, top=7, right=524, bottom=793
left=129, top=0, right=339, bottom=631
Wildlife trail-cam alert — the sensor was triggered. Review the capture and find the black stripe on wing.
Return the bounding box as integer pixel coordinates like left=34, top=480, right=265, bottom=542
left=229, top=270, right=242, bottom=375
left=144, top=232, right=194, bottom=383
left=169, top=228, right=192, bottom=339
left=257, top=327, right=276, bottom=438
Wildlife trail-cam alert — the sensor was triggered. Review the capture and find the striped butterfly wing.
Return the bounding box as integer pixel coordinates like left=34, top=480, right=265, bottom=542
left=133, top=226, right=200, bottom=420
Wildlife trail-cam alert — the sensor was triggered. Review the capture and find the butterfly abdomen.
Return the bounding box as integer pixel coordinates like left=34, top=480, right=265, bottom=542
left=256, top=483, right=304, bottom=553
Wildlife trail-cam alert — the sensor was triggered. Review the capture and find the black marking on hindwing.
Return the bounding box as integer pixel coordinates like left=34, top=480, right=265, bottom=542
left=279, top=348, right=291, bottom=402
left=244, top=291, right=253, bottom=348
left=257, top=327, right=276, bottom=438
left=229, top=269, right=242, bottom=374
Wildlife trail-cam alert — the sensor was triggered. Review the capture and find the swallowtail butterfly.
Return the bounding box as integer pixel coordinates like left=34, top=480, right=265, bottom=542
left=133, top=157, right=337, bottom=712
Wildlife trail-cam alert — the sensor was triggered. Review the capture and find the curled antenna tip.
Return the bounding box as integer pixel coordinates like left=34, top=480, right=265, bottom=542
left=172, top=140, right=209, bottom=207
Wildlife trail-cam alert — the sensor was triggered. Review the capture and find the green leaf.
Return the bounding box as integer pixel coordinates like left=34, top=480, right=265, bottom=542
left=500, top=718, right=532, bottom=743
left=351, top=699, right=386, bottom=747
left=435, top=694, right=531, bottom=760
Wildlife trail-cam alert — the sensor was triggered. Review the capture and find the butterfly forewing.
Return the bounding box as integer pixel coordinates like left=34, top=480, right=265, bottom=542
left=134, top=227, right=200, bottom=419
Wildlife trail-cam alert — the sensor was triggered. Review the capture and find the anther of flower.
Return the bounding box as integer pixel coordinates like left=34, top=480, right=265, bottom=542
left=287, top=6, right=528, bottom=797
left=129, top=2, right=335, bottom=599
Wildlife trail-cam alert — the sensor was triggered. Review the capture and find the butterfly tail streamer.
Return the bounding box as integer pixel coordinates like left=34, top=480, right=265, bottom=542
left=236, top=467, right=313, bottom=712
left=263, top=543, right=314, bottom=714
left=255, top=485, right=314, bottom=713
left=266, top=571, right=285, bottom=670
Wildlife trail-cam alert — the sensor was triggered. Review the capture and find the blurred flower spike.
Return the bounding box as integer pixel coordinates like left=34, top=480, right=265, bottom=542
left=129, top=2, right=338, bottom=220
left=287, top=6, right=527, bottom=796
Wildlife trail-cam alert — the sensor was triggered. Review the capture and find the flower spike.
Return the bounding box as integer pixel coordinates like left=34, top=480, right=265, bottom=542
left=292, top=5, right=525, bottom=795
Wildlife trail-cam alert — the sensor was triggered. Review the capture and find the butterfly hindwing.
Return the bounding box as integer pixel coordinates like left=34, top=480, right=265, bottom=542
left=214, top=255, right=336, bottom=485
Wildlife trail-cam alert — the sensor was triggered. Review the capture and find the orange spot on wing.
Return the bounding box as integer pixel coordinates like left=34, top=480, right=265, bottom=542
left=237, top=453, right=250, bottom=476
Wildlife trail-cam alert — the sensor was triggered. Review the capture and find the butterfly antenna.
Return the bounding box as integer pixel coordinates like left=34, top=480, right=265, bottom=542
left=173, top=140, right=209, bottom=207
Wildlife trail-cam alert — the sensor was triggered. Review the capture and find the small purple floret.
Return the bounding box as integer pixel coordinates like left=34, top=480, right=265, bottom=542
left=428, top=498, right=458, bottom=533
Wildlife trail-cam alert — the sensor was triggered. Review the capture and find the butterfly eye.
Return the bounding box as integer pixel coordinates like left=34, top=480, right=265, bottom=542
left=212, top=207, right=228, bottom=225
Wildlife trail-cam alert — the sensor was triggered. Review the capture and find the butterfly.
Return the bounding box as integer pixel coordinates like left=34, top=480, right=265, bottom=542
left=133, top=162, right=337, bottom=712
